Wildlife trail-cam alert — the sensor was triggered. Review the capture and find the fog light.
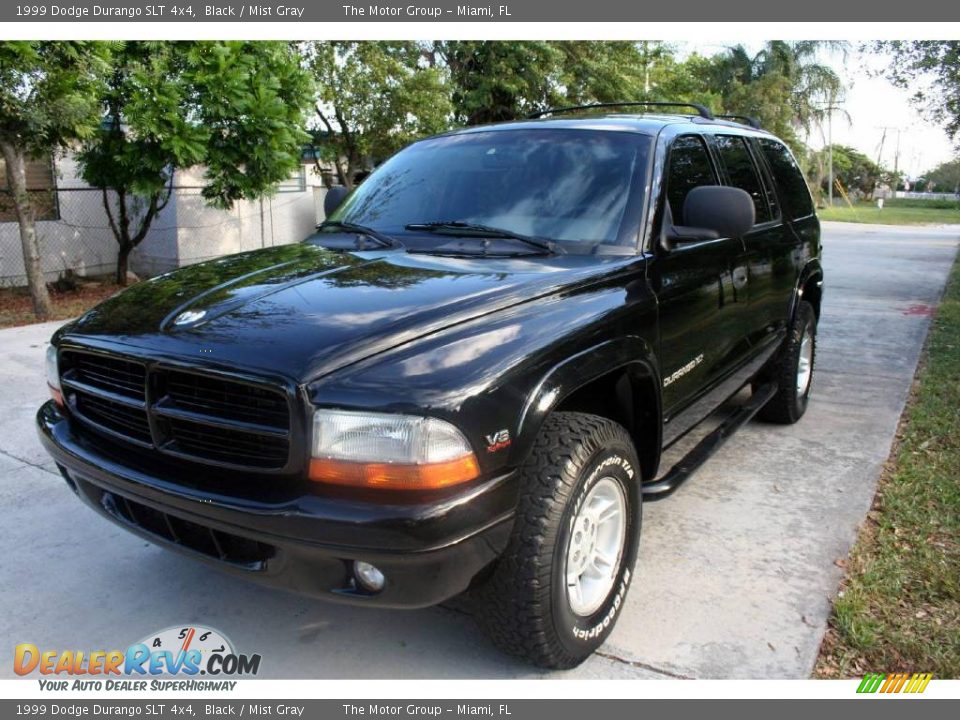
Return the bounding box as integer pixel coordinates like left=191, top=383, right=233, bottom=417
left=354, top=561, right=385, bottom=592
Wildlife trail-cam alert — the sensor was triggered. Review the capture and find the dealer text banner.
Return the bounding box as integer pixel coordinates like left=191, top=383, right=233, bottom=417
left=2, top=0, right=959, bottom=22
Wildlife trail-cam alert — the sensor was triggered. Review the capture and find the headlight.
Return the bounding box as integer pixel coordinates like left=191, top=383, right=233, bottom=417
left=46, top=345, right=63, bottom=407
left=309, top=410, right=480, bottom=490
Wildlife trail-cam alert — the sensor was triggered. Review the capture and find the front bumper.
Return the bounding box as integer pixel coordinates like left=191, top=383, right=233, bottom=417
left=37, top=401, right=515, bottom=608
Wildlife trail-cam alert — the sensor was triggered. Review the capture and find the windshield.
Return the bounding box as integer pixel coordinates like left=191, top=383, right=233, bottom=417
left=327, top=129, right=651, bottom=247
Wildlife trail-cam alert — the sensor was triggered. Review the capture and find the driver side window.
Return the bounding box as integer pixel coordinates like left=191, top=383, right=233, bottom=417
left=665, top=135, right=717, bottom=224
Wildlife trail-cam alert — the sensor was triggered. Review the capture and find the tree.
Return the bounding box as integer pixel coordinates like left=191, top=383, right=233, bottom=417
left=706, top=41, right=845, bottom=147
left=432, top=41, right=562, bottom=126
left=433, top=41, right=653, bottom=126
left=874, top=42, right=960, bottom=145
left=552, top=42, right=648, bottom=106
left=78, top=41, right=313, bottom=285
left=813, top=145, right=891, bottom=199
left=305, top=41, right=451, bottom=190
left=0, top=41, right=111, bottom=318
left=918, top=158, right=960, bottom=194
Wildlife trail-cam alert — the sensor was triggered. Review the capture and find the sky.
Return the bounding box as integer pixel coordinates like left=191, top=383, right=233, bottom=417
left=684, top=42, right=956, bottom=179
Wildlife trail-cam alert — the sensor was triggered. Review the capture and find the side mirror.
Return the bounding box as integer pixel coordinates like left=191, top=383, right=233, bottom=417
left=680, top=185, right=755, bottom=240
left=323, top=186, right=350, bottom=218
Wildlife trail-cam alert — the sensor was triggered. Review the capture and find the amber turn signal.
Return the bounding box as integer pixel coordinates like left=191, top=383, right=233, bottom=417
left=309, top=454, right=480, bottom=490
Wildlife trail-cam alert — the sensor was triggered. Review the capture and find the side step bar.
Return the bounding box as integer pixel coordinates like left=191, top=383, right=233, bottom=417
left=642, top=383, right=777, bottom=500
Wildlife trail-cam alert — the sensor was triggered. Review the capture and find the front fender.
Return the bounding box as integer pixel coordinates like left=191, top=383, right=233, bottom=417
left=511, top=336, right=661, bottom=470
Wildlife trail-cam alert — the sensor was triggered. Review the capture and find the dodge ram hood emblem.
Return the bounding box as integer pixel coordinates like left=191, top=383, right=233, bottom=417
left=173, top=309, right=207, bottom=326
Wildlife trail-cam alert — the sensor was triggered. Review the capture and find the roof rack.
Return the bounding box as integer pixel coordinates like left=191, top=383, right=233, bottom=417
left=716, top=114, right=762, bottom=129
left=528, top=101, right=715, bottom=121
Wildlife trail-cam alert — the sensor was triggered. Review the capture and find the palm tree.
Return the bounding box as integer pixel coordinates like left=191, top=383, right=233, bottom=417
left=714, top=41, right=847, bottom=139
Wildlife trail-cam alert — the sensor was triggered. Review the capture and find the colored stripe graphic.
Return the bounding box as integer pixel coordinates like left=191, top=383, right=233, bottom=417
left=856, top=673, right=885, bottom=693
left=857, top=672, right=932, bottom=694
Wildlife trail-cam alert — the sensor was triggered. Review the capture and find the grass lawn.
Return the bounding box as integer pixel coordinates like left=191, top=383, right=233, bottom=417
left=0, top=281, right=123, bottom=329
left=819, top=205, right=960, bottom=226
left=816, top=253, right=960, bottom=678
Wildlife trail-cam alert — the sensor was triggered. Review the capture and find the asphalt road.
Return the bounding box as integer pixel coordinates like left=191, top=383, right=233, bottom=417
left=1, top=221, right=957, bottom=679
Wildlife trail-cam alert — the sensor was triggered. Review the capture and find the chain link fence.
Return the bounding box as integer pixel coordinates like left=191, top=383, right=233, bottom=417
left=0, top=183, right=323, bottom=288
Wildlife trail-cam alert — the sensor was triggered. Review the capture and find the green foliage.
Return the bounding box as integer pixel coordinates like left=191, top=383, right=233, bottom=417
left=885, top=197, right=960, bottom=210
left=0, top=41, right=113, bottom=318
left=875, top=41, right=960, bottom=146
left=81, top=41, right=312, bottom=208
left=704, top=41, right=846, bottom=149
left=814, top=144, right=890, bottom=196
left=305, top=41, right=451, bottom=187
left=435, top=41, right=656, bottom=125
left=818, top=204, right=960, bottom=226
left=0, top=41, right=112, bottom=155
left=77, top=41, right=313, bottom=283
left=917, top=157, right=960, bottom=194
left=818, top=256, right=960, bottom=677
left=434, top=41, right=563, bottom=125
left=188, top=42, right=314, bottom=208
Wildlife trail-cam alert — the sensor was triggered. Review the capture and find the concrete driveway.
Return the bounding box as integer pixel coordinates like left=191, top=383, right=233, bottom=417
left=1, top=222, right=957, bottom=679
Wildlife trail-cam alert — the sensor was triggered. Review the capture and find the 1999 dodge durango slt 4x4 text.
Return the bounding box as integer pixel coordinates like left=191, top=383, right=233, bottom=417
left=39, top=102, right=822, bottom=668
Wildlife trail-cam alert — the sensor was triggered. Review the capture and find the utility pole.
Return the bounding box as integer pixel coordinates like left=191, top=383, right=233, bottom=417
left=876, top=126, right=888, bottom=167
left=893, top=128, right=902, bottom=187
left=828, top=110, right=834, bottom=207
left=814, top=91, right=846, bottom=208
left=876, top=125, right=905, bottom=193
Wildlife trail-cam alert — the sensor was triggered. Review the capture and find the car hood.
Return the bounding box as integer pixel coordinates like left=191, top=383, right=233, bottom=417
left=62, top=243, right=635, bottom=382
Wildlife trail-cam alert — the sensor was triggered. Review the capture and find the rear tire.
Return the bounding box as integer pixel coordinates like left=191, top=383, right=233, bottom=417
left=475, top=412, right=641, bottom=669
left=757, top=300, right=817, bottom=424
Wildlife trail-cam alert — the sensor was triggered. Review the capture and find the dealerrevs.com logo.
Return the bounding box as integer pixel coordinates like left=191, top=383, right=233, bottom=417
left=14, top=625, right=261, bottom=691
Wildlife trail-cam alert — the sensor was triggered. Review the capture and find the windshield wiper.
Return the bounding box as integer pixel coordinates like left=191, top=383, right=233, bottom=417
left=404, top=221, right=563, bottom=255
left=318, top=220, right=403, bottom=249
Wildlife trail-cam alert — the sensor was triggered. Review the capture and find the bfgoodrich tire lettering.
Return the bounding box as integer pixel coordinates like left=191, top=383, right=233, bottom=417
left=475, top=412, right=641, bottom=669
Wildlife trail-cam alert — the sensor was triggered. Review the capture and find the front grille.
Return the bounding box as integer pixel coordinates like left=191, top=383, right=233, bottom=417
left=75, top=393, right=152, bottom=445
left=166, top=417, right=290, bottom=468
left=66, top=351, right=146, bottom=400
left=102, top=490, right=274, bottom=568
left=163, top=370, right=290, bottom=429
left=59, top=348, right=293, bottom=471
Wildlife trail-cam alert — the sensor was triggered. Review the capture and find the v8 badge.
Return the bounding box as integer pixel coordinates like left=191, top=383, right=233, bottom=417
left=485, top=429, right=511, bottom=453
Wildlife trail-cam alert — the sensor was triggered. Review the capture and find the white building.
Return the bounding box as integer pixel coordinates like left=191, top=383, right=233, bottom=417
left=0, top=153, right=328, bottom=287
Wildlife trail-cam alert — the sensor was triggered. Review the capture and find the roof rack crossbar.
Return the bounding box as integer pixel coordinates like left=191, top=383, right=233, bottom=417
left=716, top=114, right=762, bottom=129
left=528, top=101, right=715, bottom=121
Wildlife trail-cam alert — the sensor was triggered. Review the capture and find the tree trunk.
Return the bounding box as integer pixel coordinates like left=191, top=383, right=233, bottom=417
left=0, top=140, right=53, bottom=319
left=116, top=245, right=131, bottom=285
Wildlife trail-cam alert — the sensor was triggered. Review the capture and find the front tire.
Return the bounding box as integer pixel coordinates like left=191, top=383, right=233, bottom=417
left=757, top=300, right=817, bottom=424
left=476, top=412, right=641, bottom=669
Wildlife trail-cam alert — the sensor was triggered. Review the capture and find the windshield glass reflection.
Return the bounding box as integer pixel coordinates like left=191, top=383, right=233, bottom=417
left=328, top=129, right=651, bottom=246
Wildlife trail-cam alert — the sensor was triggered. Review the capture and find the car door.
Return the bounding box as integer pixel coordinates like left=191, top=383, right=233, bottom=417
left=649, top=134, right=752, bottom=445
left=711, top=133, right=793, bottom=351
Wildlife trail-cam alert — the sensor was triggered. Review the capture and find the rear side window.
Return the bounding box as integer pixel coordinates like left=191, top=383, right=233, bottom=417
left=665, top=135, right=717, bottom=223
left=714, top=135, right=772, bottom=224
left=757, top=138, right=815, bottom=219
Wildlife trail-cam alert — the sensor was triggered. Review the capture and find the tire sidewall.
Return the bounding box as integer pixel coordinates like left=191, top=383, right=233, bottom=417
left=790, top=305, right=817, bottom=418
left=550, top=443, right=641, bottom=657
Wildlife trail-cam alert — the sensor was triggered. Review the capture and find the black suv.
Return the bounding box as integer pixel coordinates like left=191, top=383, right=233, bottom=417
left=38, top=103, right=822, bottom=669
